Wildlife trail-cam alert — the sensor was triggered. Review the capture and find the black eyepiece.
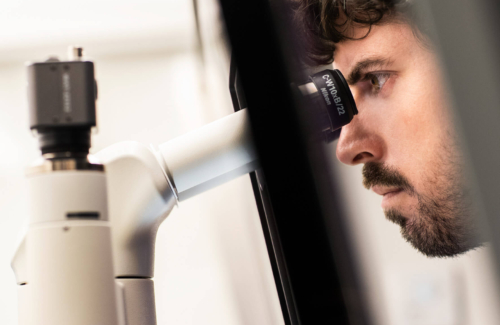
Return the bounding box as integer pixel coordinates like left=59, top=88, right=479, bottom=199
left=308, top=69, right=358, bottom=142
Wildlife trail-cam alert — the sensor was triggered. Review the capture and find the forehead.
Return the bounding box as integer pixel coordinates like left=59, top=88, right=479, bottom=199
left=333, top=23, right=417, bottom=71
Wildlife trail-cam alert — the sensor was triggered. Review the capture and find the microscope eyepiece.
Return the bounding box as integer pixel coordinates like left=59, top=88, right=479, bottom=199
left=27, top=51, right=97, bottom=156
left=299, top=69, right=358, bottom=142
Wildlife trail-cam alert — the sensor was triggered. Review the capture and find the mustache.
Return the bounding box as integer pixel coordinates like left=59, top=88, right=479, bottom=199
left=362, top=162, right=414, bottom=194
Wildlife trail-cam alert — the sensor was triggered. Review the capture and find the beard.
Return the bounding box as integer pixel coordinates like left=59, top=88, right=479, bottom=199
left=362, top=160, right=482, bottom=257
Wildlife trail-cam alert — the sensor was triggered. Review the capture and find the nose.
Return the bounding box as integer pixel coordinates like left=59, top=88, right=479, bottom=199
left=335, top=113, right=384, bottom=166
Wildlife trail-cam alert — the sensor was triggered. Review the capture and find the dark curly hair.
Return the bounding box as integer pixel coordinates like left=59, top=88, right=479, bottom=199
left=294, top=0, right=418, bottom=65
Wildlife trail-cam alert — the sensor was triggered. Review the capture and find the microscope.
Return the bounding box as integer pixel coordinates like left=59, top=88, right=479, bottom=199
left=10, top=48, right=356, bottom=325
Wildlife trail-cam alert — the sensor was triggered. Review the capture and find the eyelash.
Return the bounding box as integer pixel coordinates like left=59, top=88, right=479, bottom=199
left=363, top=72, right=392, bottom=95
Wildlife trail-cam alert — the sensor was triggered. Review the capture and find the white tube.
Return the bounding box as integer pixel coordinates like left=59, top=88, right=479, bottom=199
left=158, top=109, right=259, bottom=201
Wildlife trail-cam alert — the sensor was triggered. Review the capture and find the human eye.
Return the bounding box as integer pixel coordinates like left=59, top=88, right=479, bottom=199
left=364, top=72, right=392, bottom=95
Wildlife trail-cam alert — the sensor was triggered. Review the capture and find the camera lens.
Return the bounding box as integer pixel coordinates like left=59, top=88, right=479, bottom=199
left=36, top=127, right=91, bottom=155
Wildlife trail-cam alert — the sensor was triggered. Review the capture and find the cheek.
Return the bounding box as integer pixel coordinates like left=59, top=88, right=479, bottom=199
left=361, top=76, right=449, bottom=183
left=388, top=78, right=452, bottom=187
left=401, top=80, right=449, bottom=145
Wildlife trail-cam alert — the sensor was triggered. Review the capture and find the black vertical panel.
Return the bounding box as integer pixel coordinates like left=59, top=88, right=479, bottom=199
left=219, top=1, right=371, bottom=324
left=229, top=55, right=298, bottom=325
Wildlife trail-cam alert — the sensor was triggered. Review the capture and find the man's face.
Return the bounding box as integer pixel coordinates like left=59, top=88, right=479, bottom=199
left=333, top=22, right=480, bottom=257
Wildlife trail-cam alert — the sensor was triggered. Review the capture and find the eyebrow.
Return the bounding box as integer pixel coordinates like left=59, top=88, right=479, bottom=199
left=346, top=57, right=393, bottom=85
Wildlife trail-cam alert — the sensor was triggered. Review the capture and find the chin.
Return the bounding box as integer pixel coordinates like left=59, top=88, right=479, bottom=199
left=384, top=208, right=483, bottom=258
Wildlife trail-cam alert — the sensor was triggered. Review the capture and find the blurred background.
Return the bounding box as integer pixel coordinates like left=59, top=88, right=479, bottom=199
left=1, top=0, right=500, bottom=324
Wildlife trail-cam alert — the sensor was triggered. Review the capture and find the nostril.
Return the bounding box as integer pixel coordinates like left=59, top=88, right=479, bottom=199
left=353, top=152, right=373, bottom=164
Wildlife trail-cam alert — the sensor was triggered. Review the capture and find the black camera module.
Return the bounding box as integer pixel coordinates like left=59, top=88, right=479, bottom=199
left=27, top=49, right=98, bottom=156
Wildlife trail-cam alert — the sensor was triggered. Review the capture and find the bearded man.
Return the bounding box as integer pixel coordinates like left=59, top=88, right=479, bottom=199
left=295, top=0, right=482, bottom=257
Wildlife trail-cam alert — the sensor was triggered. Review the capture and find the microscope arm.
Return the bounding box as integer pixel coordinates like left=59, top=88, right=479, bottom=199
left=99, top=108, right=257, bottom=324
left=96, top=108, right=258, bottom=277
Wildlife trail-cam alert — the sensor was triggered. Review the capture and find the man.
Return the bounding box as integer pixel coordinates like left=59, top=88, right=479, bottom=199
left=296, top=0, right=482, bottom=257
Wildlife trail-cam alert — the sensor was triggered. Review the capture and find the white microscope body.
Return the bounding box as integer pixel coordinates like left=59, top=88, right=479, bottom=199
left=13, top=160, right=121, bottom=325
left=11, top=49, right=258, bottom=325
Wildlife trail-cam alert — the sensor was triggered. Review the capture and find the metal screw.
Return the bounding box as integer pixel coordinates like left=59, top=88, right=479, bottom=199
left=68, top=46, right=84, bottom=61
